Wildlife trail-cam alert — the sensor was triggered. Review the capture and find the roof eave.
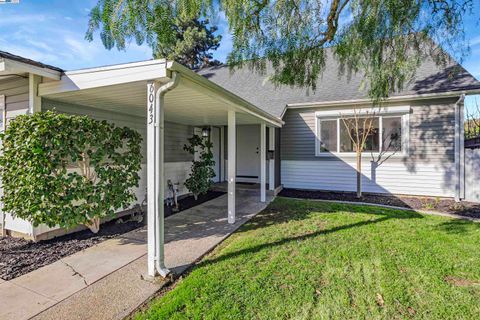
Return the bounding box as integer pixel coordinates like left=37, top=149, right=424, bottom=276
left=0, top=57, right=61, bottom=80
left=284, top=88, right=480, bottom=114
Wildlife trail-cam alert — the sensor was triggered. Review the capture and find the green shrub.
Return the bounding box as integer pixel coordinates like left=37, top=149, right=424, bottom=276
left=183, top=134, right=215, bottom=199
left=0, top=110, right=142, bottom=233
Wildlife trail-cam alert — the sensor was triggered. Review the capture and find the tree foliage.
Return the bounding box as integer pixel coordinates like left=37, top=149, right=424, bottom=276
left=86, top=0, right=221, bottom=69
left=87, top=0, right=475, bottom=100
left=0, top=111, right=142, bottom=233
left=183, top=134, right=215, bottom=199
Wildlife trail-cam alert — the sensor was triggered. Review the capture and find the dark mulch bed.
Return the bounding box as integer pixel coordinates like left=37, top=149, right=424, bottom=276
left=279, top=188, right=480, bottom=219
left=0, top=217, right=143, bottom=281
left=0, top=190, right=225, bottom=281
left=164, top=190, right=226, bottom=217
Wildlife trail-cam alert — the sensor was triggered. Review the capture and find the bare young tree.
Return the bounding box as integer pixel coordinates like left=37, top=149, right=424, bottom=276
left=340, top=108, right=377, bottom=198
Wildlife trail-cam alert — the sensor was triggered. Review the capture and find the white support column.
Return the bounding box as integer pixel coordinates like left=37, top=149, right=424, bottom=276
left=146, top=81, right=156, bottom=276
left=228, top=111, right=236, bottom=224
left=268, top=127, right=275, bottom=191
left=28, top=74, right=42, bottom=114
left=147, top=79, right=174, bottom=278
left=260, top=122, right=266, bottom=202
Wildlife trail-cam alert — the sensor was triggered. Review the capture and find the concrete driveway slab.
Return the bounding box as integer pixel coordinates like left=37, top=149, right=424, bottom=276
left=11, top=259, right=88, bottom=302
left=0, top=281, right=56, bottom=320
left=61, top=237, right=146, bottom=285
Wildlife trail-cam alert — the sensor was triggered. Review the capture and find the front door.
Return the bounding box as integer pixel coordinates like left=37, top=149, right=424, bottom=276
left=236, top=125, right=260, bottom=182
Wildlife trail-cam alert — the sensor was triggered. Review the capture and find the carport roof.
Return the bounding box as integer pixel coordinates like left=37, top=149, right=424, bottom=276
left=38, top=59, right=284, bottom=127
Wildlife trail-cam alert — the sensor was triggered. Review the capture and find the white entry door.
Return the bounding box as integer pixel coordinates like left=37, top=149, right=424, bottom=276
left=236, top=125, right=260, bottom=182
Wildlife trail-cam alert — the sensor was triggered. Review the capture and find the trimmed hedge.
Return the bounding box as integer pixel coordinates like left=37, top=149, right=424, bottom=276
left=0, top=110, right=143, bottom=233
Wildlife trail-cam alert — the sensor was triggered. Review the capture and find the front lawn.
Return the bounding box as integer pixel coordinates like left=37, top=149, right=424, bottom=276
left=136, top=198, right=480, bottom=319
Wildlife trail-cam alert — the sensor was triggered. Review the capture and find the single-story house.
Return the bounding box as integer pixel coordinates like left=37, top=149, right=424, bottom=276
left=1, top=49, right=479, bottom=277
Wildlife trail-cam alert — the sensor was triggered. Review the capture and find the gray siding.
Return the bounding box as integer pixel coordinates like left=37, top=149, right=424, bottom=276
left=0, top=76, right=30, bottom=121
left=281, top=98, right=456, bottom=163
left=42, top=99, right=193, bottom=163
left=280, top=98, right=458, bottom=197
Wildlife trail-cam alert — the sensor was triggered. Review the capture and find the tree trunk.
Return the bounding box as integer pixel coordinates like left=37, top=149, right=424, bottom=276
left=85, top=217, right=100, bottom=233
left=356, top=148, right=362, bottom=198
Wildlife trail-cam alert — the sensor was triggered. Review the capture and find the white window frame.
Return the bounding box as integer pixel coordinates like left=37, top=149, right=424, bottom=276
left=315, top=106, right=410, bottom=157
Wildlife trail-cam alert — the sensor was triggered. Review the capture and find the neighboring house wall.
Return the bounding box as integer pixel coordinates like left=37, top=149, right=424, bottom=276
left=280, top=98, right=458, bottom=197
left=0, top=76, right=33, bottom=235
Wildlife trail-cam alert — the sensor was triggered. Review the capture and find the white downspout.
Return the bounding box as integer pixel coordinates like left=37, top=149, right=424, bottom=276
left=149, top=71, right=181, bottom=278
left=454, top=94, right=465, bottom=202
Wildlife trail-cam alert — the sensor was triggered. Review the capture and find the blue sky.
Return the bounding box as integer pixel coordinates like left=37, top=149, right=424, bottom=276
left=0, top=0, right=478, bottom=114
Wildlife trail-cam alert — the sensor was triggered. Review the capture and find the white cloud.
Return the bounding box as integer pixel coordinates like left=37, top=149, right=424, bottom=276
left=470, top=36, right=480, bottom=47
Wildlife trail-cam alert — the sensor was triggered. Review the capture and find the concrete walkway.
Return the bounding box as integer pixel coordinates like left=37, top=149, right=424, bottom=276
left=0, top=189, right=272, bottom=320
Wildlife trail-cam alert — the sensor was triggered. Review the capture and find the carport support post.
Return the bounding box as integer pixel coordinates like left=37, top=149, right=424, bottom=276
left=260, top=122, right=266, bottom=202
left=147, top=79, right=174, bottom=278
left=147, top=81, right=156, bottom=276
left=228, top=110, right=236, bottom=224
left=268, top=127, right=275, bottom=191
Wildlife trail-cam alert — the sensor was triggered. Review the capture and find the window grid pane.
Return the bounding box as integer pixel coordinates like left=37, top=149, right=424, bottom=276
left=340, top=117, right=379, bottom=152
left=382, top=116, right=402, bottom=152
left=320, top=120, right=337, bottom=152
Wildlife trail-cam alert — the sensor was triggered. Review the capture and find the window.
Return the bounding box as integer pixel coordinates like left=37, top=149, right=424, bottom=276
left=340, top=117, right=380, bottom=152
left=316, top=112, right=407, bottom=155
left=382, top=116, right=402, bottom=151
left=319, top=119, right=337, bottom=152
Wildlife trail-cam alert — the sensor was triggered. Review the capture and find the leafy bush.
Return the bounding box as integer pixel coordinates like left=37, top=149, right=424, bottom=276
left=183, top=134, right=215, bottom=199
left=0, top=111, right=142, bottom=233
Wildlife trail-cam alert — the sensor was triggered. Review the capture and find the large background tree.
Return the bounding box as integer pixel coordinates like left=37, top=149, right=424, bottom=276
left=86, top=0, right=476, bottom=100
left=86, top=2, right=222, bottom=69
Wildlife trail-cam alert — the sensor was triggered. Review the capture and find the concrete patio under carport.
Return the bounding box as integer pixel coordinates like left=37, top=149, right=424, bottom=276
left=38, top=59, right=283, bottom=278
left=1, top=188, right=273, bottom=320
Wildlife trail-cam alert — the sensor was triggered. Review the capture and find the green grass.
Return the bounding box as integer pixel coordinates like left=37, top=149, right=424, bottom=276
left=136, top=198, right=480, bottom=319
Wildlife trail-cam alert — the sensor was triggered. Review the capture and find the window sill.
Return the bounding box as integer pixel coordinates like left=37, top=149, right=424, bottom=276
left=315, top=152, right=407, bottom=159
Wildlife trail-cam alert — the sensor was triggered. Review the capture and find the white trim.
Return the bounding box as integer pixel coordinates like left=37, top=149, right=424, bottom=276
left=314, top=105, right=410, bottom=118
left=268, top=126, right=275, bottom=191
left=227, top=111, right=236, bottom=224
left=315, top=111, right=409, bottom=157
left=66, top=59, right=168, bottom=75
left=454, top=94, right=465, bottom=202
left=260, top=122, right=266, bottom=202
left=39, top=60, right=169, bottom=96
left=28, top=74, right=41, bottom=114
left=286, top=90, right=480, bottom=109
left=0, top=58, right=61, bottom=80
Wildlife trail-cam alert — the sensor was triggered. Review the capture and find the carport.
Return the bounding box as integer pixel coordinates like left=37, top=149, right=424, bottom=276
left=38, top=60, right=283, bottom=278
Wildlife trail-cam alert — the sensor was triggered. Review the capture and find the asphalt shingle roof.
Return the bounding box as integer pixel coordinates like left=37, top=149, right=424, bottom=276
left=198, top=53, right=480, bottom=118
left=0, top=50, right=64, bottom=73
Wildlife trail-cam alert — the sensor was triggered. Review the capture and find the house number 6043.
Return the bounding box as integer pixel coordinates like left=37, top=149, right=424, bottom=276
left=148, top=84, right=155, bottom=125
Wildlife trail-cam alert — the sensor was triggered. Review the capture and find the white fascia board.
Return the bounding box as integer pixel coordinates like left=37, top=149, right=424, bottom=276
left=168, top=62, right=284, bottom=128
left=315, top=105, right=410, bottom=118
left=1, top=58, right=61, bottom=80
left=39, top=59, right=169, bottom=96
left=287, top=89, right=480, bottom=110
